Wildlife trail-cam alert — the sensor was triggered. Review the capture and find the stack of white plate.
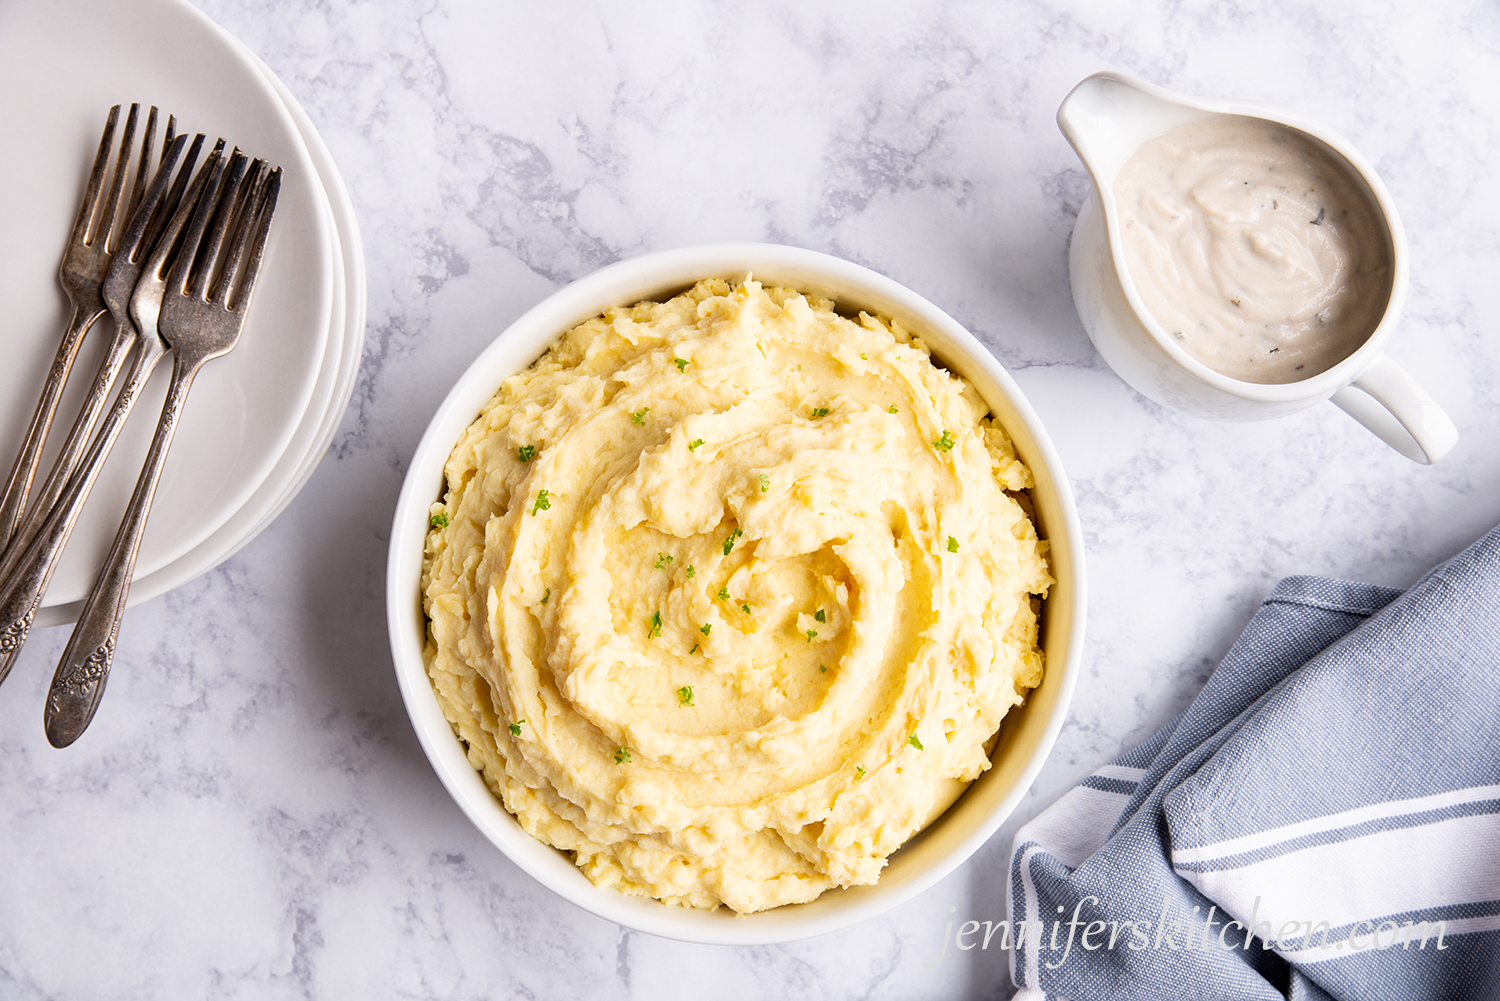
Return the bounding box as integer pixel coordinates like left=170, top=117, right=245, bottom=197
left=0, top=0, right=365, bottom=627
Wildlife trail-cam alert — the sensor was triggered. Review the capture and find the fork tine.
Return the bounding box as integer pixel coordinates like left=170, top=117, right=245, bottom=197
left=93, top=103, right=139, bottom=251
left=138, top=133, right=205, bottom=268
left=186, top=149, right=249, bottom=301
left=164, top=146, right=230, bottom=292
left=123, top=106, right=159, bottom=232
left=162, top=115, right=177, bottom=164
left=155, top=135, right=213, bottom=246
left=229, top=167, right=281, bottom=312
left=67, top=105, right=120, bottom=250
left=149, top=145, right=221, bottom=283
left=207, top=159, right=266, bottom=303
left=115, top=133, right=187, bottom=268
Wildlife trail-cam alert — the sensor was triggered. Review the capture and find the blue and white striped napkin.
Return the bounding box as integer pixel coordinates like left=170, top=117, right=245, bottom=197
left=1008, top=524, right=1500, bottom=1001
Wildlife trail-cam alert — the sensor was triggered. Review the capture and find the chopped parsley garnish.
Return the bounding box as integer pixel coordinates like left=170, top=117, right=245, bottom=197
left=759, top=473, right=769, bottom=493
left=688, top=438, right=705, bottom=452
left=677, top=686, right=694, bottom=707
left=631, top=407, right=650, bottom=424
left=614, top=747, right=631, bottom=764
left=811, top=407, right=830, bottom=418
left=887, top=405, right=898, bottom=414
left=699, top=623, right=712, bottom=636
left=531, top=489, right=551, bottom=515
left=509, top=719, right=525, bottom=736
left=908, top=732, right=924, bottom=750
left=717, top=585, right=730, bottom=600
left=806, top=629, right=818, bottom=643
left=722, top=528, right=743, bottom=556
left=856, top=765, right=865, bottom=780
left=654, top=552, right=674, bottom=569
left=648, top=611, right=662, bottom=638
left=819, top=664, right=827, bottom=674
left=430, top=511, right=450, bottom=528
left=674, top=357, right=689, bottom=372
left=540, top=588, right=550, bottom=605
left=741, top=603, right=752, bottom=615
left=814, top=608, right=826, bottom=623
left=689, top=643, right=699, bottom=655
left=685, top=565, right=696, bottom=578
left=934, top=429, right=956, bottom=452
left=860, top=353, right=868, bottom=360
left=947, top=536, right=959, bottom=553
left=516, top=444, right=536, bottom=462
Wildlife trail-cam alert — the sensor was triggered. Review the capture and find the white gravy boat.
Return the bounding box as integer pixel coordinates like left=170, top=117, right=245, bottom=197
left=1058, top=71, right=1458, bottom=464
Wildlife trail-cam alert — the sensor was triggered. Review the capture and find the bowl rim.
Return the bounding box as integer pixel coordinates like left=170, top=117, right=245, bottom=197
left=385, top=242, right=1086, bottom=945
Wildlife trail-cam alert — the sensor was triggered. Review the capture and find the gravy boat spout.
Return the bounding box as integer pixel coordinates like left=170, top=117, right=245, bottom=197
left=1057, top=72, right=1214, bottom=192
left=1056, top=71, right=1458, bottom=464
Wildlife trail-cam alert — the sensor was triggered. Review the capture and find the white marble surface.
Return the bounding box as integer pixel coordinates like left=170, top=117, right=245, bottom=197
left=4, top=1, right=1499, bottom=997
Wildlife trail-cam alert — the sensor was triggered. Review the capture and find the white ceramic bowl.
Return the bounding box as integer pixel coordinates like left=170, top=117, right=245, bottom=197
left=386, top=244, right=1086, bottom=944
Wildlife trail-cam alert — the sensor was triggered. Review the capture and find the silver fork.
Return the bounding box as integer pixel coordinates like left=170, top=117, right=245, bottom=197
left=0, top=120, right=195, bottom=574
left=44, top=150, right=282, bottom=747
left=0, top=133, right=212, bottom=688
left=0, top=105, right=156, bottom=555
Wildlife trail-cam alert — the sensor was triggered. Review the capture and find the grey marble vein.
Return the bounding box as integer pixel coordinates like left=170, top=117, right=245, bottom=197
left=2, top=0, right=1498, bottom=998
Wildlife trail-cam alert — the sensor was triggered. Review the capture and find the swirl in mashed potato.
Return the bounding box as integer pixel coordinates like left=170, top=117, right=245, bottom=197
left=421, top=278, right=1050, bottom=913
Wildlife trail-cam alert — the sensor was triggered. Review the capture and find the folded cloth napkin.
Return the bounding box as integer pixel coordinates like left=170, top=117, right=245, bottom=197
left=1007, top=523, right=1500, bottom=1001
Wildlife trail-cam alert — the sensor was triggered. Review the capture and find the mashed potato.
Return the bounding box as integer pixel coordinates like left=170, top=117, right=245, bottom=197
left=422, top=278, right=1050, bottom=913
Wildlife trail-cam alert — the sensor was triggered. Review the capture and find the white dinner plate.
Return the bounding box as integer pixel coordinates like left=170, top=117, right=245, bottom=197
left=0, top=0, right=333, bottom=607
left=27, top=0, right=368, bottom=627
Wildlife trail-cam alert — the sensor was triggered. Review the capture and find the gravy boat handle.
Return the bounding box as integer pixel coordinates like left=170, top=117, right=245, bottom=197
left=1330, top=354, right=1459, bottom=464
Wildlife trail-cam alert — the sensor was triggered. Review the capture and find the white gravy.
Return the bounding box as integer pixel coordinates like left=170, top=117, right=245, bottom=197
left=1113, top=115, right=1392, bottom=384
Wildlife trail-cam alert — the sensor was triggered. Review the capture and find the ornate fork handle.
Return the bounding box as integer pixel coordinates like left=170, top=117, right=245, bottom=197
left=0, top=337, right=169, bottom=688
left=47, top=637, right=113, bottom=725
left=0, top=609, right=34, bottom=658
left=44, top=358, right=203, bottom=746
